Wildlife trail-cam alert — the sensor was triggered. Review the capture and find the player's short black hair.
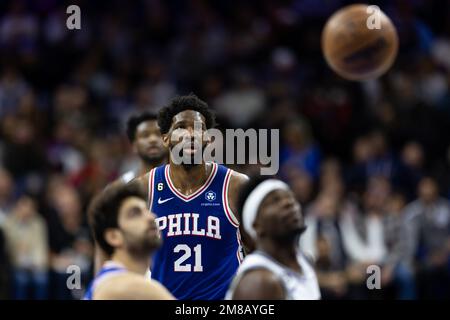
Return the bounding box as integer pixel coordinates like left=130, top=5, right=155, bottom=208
left=88, top=182, right=147, bottom=256
left=126, top=112, right=158, bottom=142
left=157, top=94, right=216, bottom=134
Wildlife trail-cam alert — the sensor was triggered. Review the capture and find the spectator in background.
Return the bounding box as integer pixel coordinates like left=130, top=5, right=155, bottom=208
left=69, top=138, right=118, bottom=199
left=347, top=135, right=375, bottom=193
left=381, top=192, right=417, bottom=299
left=404, top=177, right=450, bottom=298
left=45, top=180, right=92, bottom=299
left=365, top=130, right=399, bottom=183
left=284, top=166, right=315, bottom=207
left=300, top=159, right=350, bottom=299
left=339, top=176, right=390, bottom=299
left=1, top=116, right=46, bottom=194
left=1, top=195, right=49, bottom=300
left=399, top=141, right=425, bottom=200
left=214, top=69, right=266, bottom=128
left=46, top=118, right=86, bottom=176
left=0, top=66, right=29, bottom=118
left=0, top=168, right=14, bottom=224
left=280, top=117, right=321, bottom=181
left=300, top=192, right=349, bottom=299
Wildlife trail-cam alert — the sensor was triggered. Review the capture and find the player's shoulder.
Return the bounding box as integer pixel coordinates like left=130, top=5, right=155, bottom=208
left=226, top=167, right=249, bottom=185
left=232, top=268, right=284, bottom=300
left=94, top=273, right=174, bottom=300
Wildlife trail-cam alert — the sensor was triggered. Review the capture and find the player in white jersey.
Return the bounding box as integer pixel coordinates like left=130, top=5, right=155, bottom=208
left=226, top=176, right=321, bottom=300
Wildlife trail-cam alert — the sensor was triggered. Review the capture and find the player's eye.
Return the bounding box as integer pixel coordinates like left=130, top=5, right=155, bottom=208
left=140, top=131, right=150, bottom=137
left=128, top=207, right=142, bottom=218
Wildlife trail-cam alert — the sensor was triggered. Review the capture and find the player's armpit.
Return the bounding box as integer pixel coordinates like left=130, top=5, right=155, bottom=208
left=231, top=268, right=285, bottom=300
left=94, top=274, right=175, bottom=300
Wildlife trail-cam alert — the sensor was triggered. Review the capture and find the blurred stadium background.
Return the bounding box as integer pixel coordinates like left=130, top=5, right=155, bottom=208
left=0, top=0, right=450, bottom=300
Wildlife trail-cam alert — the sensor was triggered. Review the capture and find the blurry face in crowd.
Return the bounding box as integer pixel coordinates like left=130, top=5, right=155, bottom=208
left=402, top=142, right=424, bottom=169
left=254, top=188, right=306, bottom=242
left=316, top=193, right=339, bottom=218
left=163, top=110, right=208, bottom=166
left=0, top=169, right=13, bottom=201
left=386, top=193, right=406, bottom=214
left=320, top=159, right=344, bottom=199
left=134, top=120, right=167, bottom=164
left=13, top=196, right=37, bottom=221
left=370, top=131, right=387, bottom=156
left=283, top=122, right=308, bottom=149
left=285, top=167, right=313, bottom=204
left=353, top=136, right=374, bottom=163
left=363, top=176, right=391, bottom=212
left=418, top=178, right=438, bottom=203
left=108, top=197, right=161, bottom=256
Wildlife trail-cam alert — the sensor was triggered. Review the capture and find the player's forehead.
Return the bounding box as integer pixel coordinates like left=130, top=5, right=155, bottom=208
left=171, top=110, right=205, bottom=126
left=136, top=119, right=159, bottom=133
left=119, top=196, right=147, bottom=216
left=260, top=188, right=294, bottom=207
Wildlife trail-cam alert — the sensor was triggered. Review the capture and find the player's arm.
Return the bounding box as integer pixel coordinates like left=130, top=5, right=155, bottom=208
left=227, top=170, right=249, bottom=221
left=227, top=171, right=252, bottom=252
left=231, top=269, right=285, bottom=300
left=94, top=274, right=175, bottom=300
left=93, top=173, right=150, bottom=274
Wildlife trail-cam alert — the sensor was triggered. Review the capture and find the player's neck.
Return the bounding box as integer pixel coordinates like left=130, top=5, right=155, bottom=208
left=111, top=250, right=150, bottom=276
left=139, top=158, right=165, bottom=175
left=259, top=239, right=301, bottom=273
left=168, top=160, right=210, bottom=194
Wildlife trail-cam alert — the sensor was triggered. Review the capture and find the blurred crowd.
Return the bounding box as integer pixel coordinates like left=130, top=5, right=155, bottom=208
left=0, top=0, right=450, bottom=299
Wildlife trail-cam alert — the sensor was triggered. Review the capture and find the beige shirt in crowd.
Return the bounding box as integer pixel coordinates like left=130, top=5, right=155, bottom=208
left=1, top=213, right=49, bottom=271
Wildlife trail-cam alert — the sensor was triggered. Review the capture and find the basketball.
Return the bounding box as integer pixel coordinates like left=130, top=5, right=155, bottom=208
left=322, top=4, right=399, bottom=81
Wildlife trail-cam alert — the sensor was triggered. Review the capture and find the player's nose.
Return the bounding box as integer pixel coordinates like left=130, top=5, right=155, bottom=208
left=145, top=209, right=157, bottom=222
left=280, top=195, right=296, bottom=209
left=147, top=134, right=160, bottom=143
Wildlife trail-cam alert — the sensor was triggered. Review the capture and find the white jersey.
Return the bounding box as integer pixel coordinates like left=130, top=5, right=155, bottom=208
left=226, top=250, right=321, bottom=300
left=120, top=170, right=137, bottom=184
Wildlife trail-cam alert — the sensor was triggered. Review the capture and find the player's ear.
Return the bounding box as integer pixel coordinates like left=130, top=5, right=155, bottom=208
left=162, top=133, right=170, bottom=148
left=203, top=130, right=211, bottom=145
left=253, top=220, right=265, bottom=239
left=104, top=228, right=123, bottom=249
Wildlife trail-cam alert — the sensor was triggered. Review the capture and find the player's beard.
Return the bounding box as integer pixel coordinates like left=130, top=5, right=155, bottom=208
left=122, top=230, right=161, bottom=258
left=273, top=224, right=307, bottom=245
left=138, top=150, right=166, bottom=166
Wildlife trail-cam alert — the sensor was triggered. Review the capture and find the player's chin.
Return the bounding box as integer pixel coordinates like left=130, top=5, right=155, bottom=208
left=144, top=237, right=162, bottom=251
left=142, top=151, right=164, bottom=162
left=283, top=224, right=306, bottom=238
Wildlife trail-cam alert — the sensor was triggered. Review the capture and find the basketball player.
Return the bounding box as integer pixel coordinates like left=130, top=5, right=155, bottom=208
left=94, top=112, right=167, bottom=273
left=131, top=94, right=248, bottom=300
left=84, top=183, right=174, bottom=300
left=226, top=176, right=321, bottom=300
left=120, top=112, right=168, bottom=184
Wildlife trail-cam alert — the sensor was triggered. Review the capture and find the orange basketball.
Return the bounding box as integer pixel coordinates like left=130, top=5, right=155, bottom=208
left=322, top=4, right=398, bottom=81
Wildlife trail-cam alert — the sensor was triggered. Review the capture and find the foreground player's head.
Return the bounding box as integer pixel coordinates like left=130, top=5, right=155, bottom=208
left=88, top=183, right=161, bottom=258
left=157, top=94, right=216, bottom=167
left=126, top=112, right=167, bottom=164
left=238, top=176, right=306, bottom=246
